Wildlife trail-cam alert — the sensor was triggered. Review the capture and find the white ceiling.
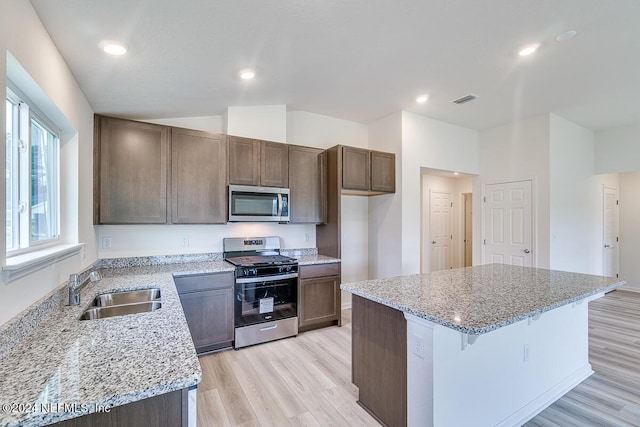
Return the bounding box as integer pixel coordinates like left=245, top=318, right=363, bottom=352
left=29, top=0, right=640, bottom=131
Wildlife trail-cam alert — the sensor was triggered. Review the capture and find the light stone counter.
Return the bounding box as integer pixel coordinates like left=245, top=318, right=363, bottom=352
left=0, top=260, right=233, bottom=427
left=293, top=254, right=340, bottom=266
left=341, top=263, right=625, bottom=335
left=343, top=264, right=626, bottom=426
left=0, top=252, right=339, bottom=427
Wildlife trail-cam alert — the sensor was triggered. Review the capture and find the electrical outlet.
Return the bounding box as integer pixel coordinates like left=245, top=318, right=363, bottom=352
left=411, top=334, right=424, bottom=359
left=182, top=236, right=190, bottom=246
left=304, top=233, right=310, bottom=242
left=523, top=344, right=530, bottom=363
left=102, top=237, right=112, bottom=249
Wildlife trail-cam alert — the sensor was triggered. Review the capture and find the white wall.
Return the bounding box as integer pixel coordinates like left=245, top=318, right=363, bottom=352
left=368, top=112, right=403, bottom=280
left=619, top=172, right=640, bottom=291
left=226, top=105, right=287, bottom=142
left=595, top=122, right=640, bottom=288
left=595, top=123, right=640, bottom=174
left=420, top=173, right=473, bottom=274
left=549, top=115, right=618, bottom=275
left=287, top=110, right=369, bottom=149
left=402, top=111, right=480, bottom=275
left=478, top=114, right=551, bottom=268
left=147, top=115, right=224, bottom=133
left=0, top=0, right=96, bottom=325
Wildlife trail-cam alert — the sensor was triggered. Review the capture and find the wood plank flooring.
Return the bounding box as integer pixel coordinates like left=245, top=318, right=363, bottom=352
left=198, top=290, right=640, bottom=426
left=526, top=290, right=640, bottom=427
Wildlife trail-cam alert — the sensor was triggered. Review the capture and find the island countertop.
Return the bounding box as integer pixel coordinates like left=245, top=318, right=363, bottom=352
left=341, top=263, right=625, bottom=335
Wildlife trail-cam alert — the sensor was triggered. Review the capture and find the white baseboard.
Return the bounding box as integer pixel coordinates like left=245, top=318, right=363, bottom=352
left=620, top=285, right=640, bottom=293
left=341, top=302, right=352, bottom=310
left=496, top=364, right=593, bottom=427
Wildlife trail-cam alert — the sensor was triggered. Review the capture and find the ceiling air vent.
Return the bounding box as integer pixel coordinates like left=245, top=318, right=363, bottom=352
left=452, top=94, right=478, bottom=105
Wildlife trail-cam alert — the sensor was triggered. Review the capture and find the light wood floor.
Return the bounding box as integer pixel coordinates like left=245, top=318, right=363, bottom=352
left=198, top=290, right=640, bottom=426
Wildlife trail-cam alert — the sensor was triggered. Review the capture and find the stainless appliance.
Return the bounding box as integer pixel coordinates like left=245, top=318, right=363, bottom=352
left=228, top=185, right=290, bottom=222
left=223, top=236, right=298, bottom=348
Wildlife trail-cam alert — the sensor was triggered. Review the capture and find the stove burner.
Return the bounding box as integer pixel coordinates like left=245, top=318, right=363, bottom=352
left=225, top=254, right=296, bottom=267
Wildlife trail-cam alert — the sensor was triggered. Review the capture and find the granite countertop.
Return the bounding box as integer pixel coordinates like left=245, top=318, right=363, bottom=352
left=0, top=253, right=336, bottom=427
left=0, top=260, right=232, bottom=427
left=341, top=263, right=625, bottom=335
left=294, top=254, right=340, bottom=265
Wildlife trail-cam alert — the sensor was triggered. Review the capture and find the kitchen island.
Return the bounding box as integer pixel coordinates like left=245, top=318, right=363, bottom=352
left=341, top=264, right=625, bottom=427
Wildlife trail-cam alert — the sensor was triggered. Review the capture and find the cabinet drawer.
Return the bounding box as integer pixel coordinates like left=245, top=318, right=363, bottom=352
left=174, top=272, right=234, bottom=294
left=299, top=263, right=340, bottom=279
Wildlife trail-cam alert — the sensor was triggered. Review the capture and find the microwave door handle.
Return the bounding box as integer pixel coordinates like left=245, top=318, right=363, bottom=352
left=277, top=194, right=283, bottom=218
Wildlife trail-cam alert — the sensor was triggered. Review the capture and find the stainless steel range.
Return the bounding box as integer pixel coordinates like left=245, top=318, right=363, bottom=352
left=223, top=236, right=298, bottom=349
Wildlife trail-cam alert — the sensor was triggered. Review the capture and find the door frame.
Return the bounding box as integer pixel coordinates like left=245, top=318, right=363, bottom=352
left=481, top=178, right=536, bottom=267
left=462, top=192, right=472, bottom=267
left=602, top=185, right=619, bottom=278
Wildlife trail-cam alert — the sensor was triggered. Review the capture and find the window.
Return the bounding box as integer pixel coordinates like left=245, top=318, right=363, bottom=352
left=5, top=88, right=59, bottom=253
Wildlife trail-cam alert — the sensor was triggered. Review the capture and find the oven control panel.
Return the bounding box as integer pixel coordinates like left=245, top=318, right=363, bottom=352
left=236, top=264, right=299, bottom=279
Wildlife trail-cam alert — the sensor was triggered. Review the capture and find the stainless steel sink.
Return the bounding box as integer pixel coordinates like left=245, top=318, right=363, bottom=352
left=80, top=302, right=162, bottom=320
left=89, top=289, right=161, bottom=307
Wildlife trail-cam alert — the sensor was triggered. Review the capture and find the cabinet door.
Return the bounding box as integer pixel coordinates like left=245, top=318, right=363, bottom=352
left=288, top=145, right=325, bottom=223
left=342, top=146, right=370, bottom=191
left=299, top=275, right=340, bottom=328
left=370, top=150, right=396, bottom=193
left=95, top=116, right=169, bottom=224
left=179, top=287, right=234, bottom=353
left=260, top=140, right=289, bottom=187
left=171, top=128, right=227, bottom=223
left=228, top=136, right=260, bottom=185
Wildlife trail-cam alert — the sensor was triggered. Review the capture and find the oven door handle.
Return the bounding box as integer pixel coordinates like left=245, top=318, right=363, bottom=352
left=236, top=273, right=299, bottom=284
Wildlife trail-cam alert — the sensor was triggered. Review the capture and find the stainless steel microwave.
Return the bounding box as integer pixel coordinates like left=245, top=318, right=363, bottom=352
left=228, top=185, right=290, bottom=222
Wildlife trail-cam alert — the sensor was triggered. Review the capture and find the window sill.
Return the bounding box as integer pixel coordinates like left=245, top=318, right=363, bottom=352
left=3, top=243, right=84, bottom=283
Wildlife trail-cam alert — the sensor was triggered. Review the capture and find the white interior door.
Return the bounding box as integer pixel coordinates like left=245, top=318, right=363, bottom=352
left=603, top=187, right=619, bottom=277
left=484, top=181, right=533, bottom=267
left=430, top=191, right=452, bottom=271
left=464, top=193, right=472, bottom=267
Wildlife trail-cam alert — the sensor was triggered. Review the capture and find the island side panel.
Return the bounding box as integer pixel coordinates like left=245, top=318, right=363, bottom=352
left=406, top=300, right=592, bottom=427
left=352, top=295, right=407, bottom=427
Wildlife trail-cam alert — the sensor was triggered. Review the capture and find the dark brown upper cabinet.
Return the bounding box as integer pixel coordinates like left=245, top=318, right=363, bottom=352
left=228, top=136, right=288, bottom=188
left=228, top=136, right=260, bottom=186
left=370, top=150, right=396, bottom=193
left=94, top=115, right=170, bottom=224
left=260, top=140, right=289, bottom=187
left=288, top=145, right=326, bottom=224
left=171, top=128, right=227, bottom=224
left=340, top=145, right=395, bottom=195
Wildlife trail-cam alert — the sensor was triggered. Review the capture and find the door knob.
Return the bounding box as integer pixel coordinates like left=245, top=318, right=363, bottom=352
left=523, top=249, right=530, bottom=254
left=604, top=244, right=610, bottom=248
left=432, top=241, right=436, bottom=244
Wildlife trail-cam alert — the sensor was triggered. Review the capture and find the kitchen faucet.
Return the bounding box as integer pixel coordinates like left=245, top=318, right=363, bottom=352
left=67, top=270, right=101, bottom=306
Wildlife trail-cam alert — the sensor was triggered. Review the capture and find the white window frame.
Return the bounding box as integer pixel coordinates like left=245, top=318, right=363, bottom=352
left=6, top=86, right=61, bottom=255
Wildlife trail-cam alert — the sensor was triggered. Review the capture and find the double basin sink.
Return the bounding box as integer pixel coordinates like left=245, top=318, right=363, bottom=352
left=80, top=288, right=162, bottom=320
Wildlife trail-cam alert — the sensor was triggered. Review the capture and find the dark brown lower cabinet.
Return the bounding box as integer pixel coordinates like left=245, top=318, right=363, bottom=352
left=352, top=295, right=407, bottom=427
left=298, top=263, right=341, bottom=332
left=175, top=272, right=234, bottom=354
left=55, top=389, right=188, bottom=427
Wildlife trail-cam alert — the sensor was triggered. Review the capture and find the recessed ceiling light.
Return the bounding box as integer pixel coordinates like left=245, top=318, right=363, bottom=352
left=416, top=94, right=429, bottom=104
left=239, top=69, right=255, bottom=80
left=100, top=41, right=127, bottom=56
left=453, top=172, right=459, bottom=175
left=556, top=30, right=577, bottom=42
left=518, top=44, right=539, bottom=56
